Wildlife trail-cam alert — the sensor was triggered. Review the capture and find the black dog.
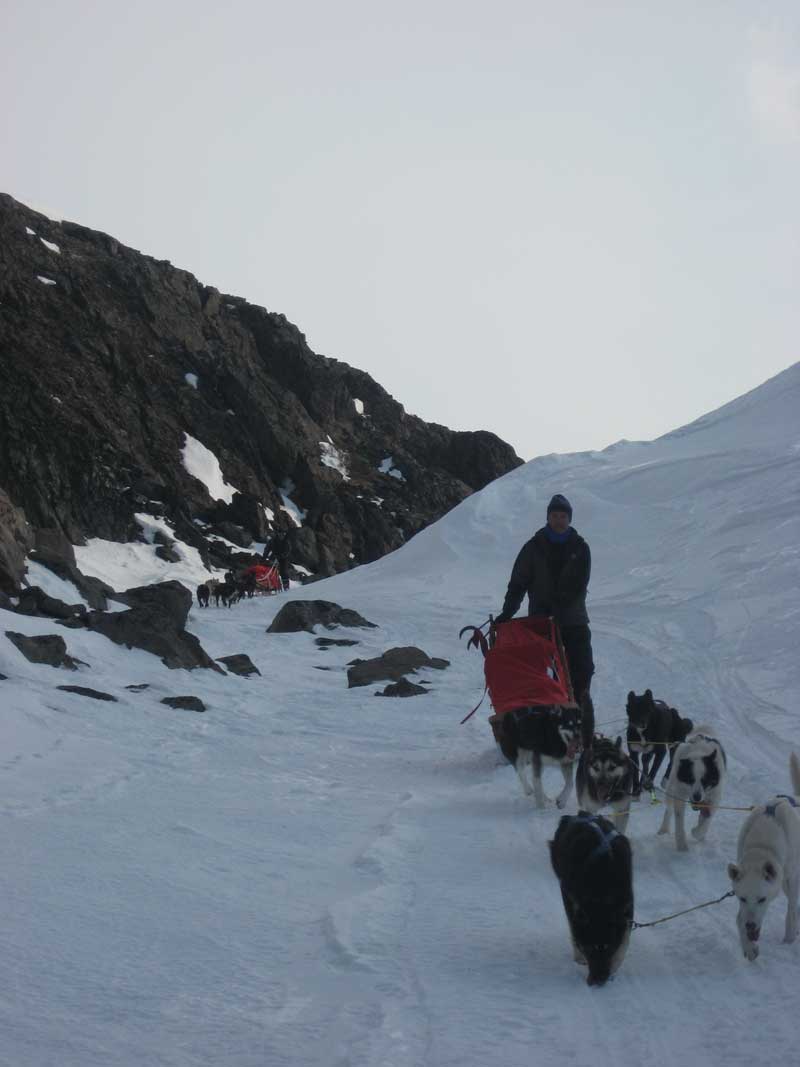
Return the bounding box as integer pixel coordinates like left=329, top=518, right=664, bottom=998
left=499, top=704, right=582, bottom=808
left=213, top=581, right=236, bottom=608
left=196, top=583, right=210, bottom=608
left=576, top=736, right=636, bottom=834
left=626, top=689, right=693, bottom=794
left=549, top=812, right=634, bottom=986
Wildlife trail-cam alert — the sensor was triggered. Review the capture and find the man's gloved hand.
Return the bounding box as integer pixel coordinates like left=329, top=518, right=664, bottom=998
left=494, top=612, right=511, bottom=625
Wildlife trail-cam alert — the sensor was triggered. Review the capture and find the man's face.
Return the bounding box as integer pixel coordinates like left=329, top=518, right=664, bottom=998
left=547, top=510, right=570, bottom=534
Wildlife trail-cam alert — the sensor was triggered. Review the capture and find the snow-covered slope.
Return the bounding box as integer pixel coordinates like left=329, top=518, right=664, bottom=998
left=1, top=363, right=799, bottom=1066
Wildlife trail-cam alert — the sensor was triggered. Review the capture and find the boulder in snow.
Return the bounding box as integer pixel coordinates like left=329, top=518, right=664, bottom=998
left=267, top=600, right=376, bottom=634
left=347, top=647, right=449, bottom=688
left=161, top=695, right=206, bottom=712
left=216, top=653, right=261, bottom=677
left=56, top=685, right=117, bottom=702
left=375, top=678, right=429, bottom=697
left=5, top=631, right=85, bottom=670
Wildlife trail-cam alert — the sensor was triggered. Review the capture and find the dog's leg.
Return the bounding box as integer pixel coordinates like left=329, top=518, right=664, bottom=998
left=571, top=933, right=587, bottom=966
left=645, top=748, right=666, bottom=791
left=657, top=797, right=672, bottom=836
left=661, top=744, right=677, bottom=786
left=514, top=751, right=534, bottom=797
left=532, top=752, right=547, bottom=809
left=555, top=761, right=574, bottom=810
left=640, top=752, right=655, bottom=792
left=673, top=797, right=689, bottom=851
left=613, top=799, right=631, bottom=835
left=629, top=750, right=642, bottom=797
left=691, top=804, right=713, bottom=841
left=783, top=872, right=799, bottom=944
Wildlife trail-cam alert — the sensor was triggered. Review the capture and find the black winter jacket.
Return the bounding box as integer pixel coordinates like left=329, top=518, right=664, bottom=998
left=500, top=527, right=591, bottom=626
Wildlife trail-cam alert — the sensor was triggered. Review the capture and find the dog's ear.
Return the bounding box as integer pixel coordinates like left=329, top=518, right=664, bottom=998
left=615, top=735, right=623, bottom=749
left=644, top=689, right=653, bottom=701
left=728, top=863, right=741, bottom=882
left=763, top=861, right=778, bottom=882
left=626, top=691, right=635, bottom=704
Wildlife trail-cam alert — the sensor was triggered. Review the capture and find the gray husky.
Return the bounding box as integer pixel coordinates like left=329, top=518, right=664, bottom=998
left=575, top=736, right=636, bottom=834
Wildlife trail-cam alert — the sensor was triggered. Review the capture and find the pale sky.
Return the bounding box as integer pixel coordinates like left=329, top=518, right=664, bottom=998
left=3, top=1, right=799, bottom=459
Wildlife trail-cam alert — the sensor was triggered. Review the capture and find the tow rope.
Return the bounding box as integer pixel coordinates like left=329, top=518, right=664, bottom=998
left=631, top=889, right=735, bottom=930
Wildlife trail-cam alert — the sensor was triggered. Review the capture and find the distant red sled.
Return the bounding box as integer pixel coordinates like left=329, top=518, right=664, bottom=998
left=243, top=563, right=283, bottom=594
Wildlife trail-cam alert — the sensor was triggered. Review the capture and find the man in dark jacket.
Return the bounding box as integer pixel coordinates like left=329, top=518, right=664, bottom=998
left=495, top=494, right=594, bottom=702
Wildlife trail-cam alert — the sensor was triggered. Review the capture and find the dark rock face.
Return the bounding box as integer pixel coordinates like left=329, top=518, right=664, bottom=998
left=347, top=647, right=450, bottom=688
left=0, top=488, right=33, bottom=594
left=56, top=685, right=117, bottom=701
left=375, top=678, right=429, bottom=697
left=315, top=637, right=360, bottom=648
left=115, top=581, right=191, bottom=628
left=216, top=653, right=260, bottom=676
left=5, top=631, right=84, bottom=670
left=0, top=193, right=522, bottom=579
left=76, top=579, right=220, bottom=671
left=267, top=600, right=376, bottom=634
left=161, top=695, right=206, bottom=712
left=125, top=683, right=150, bottom=692
left=15, top=585, right=87, bottom=622
left=29, top=529, right=114, bottom=609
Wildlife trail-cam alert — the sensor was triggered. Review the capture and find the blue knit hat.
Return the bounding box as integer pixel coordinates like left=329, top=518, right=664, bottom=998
left=547, top=494, right=572, bottom=520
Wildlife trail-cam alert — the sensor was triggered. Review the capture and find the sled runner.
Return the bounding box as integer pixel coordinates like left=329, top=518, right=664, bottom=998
left=461, top=617, right=576, bottom=743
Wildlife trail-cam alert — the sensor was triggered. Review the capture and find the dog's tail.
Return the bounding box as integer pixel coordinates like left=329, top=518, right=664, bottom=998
left=790, top=752, right=800, bottom=797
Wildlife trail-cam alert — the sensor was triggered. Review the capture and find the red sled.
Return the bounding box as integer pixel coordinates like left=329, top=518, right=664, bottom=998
left=462, top=617, right=576, bottom=744
left=244, top=563, right=283, bottom=593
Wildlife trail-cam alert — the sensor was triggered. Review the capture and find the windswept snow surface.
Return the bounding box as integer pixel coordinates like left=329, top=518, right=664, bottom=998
left=2, top=364, right=800, bottom=1066
left=181, top=433, right=239, bottom=504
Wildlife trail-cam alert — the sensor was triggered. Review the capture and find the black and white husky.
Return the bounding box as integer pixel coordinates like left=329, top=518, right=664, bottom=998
left=549, top=812, right=634, bottom=986
left=728, top=753, right=800, bottom=961
left=499, top=704, right=582, bottom=809
left=657, top=726, right=726, bottom=851
left=576, top=736, right=636, bottom=834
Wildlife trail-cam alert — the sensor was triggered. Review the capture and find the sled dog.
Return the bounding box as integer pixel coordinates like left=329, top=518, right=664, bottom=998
left=549, top=812, right=633, bottom=986
left=576, top=736, right=635, bottom=834
left=657, top=726, right=726, bottom=851
left=499, top=704, right=581, bottom=809
left=626, top=689, right=693, bottom=793
left=727, top=752, right=800, bottom=961
left=196, top=583, right=210, bottom=608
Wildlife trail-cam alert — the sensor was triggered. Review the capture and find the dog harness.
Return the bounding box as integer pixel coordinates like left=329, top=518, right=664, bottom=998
left=765, top=795, right=798, bottom=818
left=574, top=811, right=620, bottom=862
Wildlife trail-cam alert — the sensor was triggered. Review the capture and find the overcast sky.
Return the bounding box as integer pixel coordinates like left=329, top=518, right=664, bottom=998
left=3, top=1, right=799, bottom=459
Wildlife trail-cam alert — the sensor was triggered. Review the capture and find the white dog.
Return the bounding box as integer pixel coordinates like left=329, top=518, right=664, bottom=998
left=657, top=726, right=726, bottom=851
left=727, top=753, right=800, bottom=961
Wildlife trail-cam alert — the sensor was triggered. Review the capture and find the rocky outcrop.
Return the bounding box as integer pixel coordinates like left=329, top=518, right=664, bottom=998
left=161, top=695, right=206, bottom=712
left=82, top=580, right=222, bottom=671
left=0, top=488, right=33, bottom=594
left=14, top=586, right=87, bottom=622
left=375, top=678, right=429, bottom=697
left=5, top=631, right=85, bottom=670
left=216, top=653, right=260, bottom=677
left=0, top=193, right=522, bottom=579
left=346, top=647, right=449, bottom=688
left=56, top=685, right=117, bottom=701
left=29, top=529, right=113, bottom=609
left=267, top=600, right=376, bottom=634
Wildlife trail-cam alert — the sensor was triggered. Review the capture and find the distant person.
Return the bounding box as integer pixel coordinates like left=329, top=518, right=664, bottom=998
left=495, top=494, right=594, bottom=702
